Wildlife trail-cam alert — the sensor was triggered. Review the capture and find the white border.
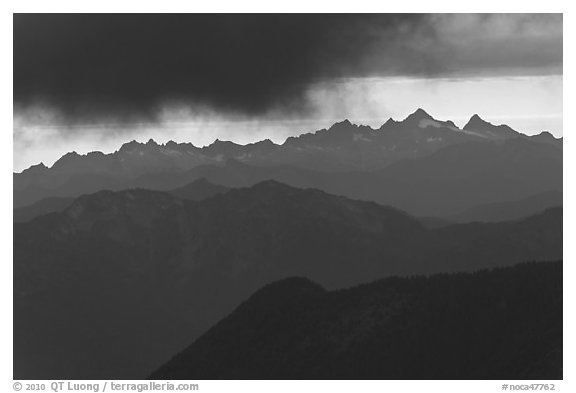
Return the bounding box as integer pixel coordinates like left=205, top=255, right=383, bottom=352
left=3, top=3, right=572, bottom=393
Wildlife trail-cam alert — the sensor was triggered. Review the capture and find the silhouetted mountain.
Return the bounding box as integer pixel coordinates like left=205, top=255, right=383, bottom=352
left=403, top=107, right=435, bottom=123
left=173, top=138, right=562, bottom=217
left=529, top=131, right=563, bottom=149
left=13, top=197, right=75, bottom=223
left=16, top=109, right=557, bottom=208
left=151, top=261, right=562, bottom=380
left=463, top=114, right=520, bottom=139
left=14, top=182, right=561, bottom=379
left=14, top=131, right=562, bottom=215
left=449, top=190, right=562, bottom=223
left=283, top=110, right=488, bottom=171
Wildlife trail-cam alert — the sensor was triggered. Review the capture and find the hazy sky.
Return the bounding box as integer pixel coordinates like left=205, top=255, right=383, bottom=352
left=13, top=14, right=563, bottom=171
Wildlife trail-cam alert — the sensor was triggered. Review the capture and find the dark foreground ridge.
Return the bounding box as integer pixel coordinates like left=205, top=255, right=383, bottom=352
left=151, top=261, right=562, bottom=380
left=14, top=180, right=562, bottom=379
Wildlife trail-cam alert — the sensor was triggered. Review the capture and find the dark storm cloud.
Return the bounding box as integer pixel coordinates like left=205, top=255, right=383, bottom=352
left=13, top=14, right=562, bottom=121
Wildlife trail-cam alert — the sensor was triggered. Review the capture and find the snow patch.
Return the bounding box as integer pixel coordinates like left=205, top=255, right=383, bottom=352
left=235, top=153, right=253, bottom=161
left=353, top=133, right=372, bottom=142
left=459, top=129, right=489, bottom=138
left=418, top=119, right=443, bottom=128
left=160, top=148, right=183, bottom=157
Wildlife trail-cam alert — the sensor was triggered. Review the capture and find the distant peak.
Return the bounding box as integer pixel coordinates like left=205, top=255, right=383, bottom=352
left=329, top=119, right=355, bottom=131
left=119, top=140, right=141, bottom=151
left=211, top=139, right=238, bottom=146
left=252, top=138, right=276, bottom=147
left=380, top=118, right=398, bottom=128
left=146, top=138, right=158, bottom=146
left=535, top=131, right=557, bottom=139
left=53, top=151, right=80, bottom=164
left=464, top=114, right=491, bottom=129
left=404, top=108, right=434, bottom=122
left=22, top=162, right=48, bottom=174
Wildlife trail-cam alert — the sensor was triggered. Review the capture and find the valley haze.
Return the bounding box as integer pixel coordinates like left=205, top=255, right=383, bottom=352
left=13, top=13, right=563, bottom=383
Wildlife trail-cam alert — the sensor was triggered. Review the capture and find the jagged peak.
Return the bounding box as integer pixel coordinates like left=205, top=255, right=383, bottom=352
left=329, top=119, right=356, bottom=130
left=31, top=162, right=47, bottom=169
left=119, top=139, right=142, bottom=151
left=164, top=140, right=197, bottom=149
left=464, top=114, right=492, bottom=129
left=246, top=138, right=276, bottom=147
left=404, top=108, right=434, bottom=122
left=21, top=162, right=48, bottom=174
left=52, top=151, right=80, bottom=167
left=210, top=138, right=240, bottom=147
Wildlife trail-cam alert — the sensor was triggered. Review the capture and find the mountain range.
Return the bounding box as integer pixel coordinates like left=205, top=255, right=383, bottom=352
left=14, top=109, right=562, bottom=213
left=13, top=108, right=563, bottom=380
left=14, top=181, right=562, bottom=379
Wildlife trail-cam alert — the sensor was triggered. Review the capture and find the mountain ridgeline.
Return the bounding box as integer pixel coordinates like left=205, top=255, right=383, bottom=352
left=14, top=110, right=562, bottom=216
left=14, top=181, right=561, bottom=379
left=151, top=261, right=562, bottom=380
left=13, top=109, right=563, bottom=380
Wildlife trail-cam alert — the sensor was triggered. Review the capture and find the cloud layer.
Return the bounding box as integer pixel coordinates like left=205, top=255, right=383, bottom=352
left=13, top=14, right=563, bottom=171
left=14, top=14, right=562, bottom=122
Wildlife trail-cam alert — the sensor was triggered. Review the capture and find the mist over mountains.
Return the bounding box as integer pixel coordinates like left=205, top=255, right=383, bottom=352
left=13, top=109, right=563, bottom=380
left=14, top=181, right=561, bottom=379
left=14, top=110, right=562, bottom=217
